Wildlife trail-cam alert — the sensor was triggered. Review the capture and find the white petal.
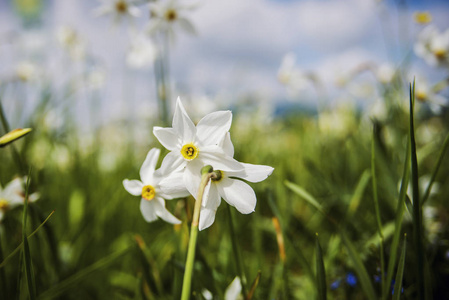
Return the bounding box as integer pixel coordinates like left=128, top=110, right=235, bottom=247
left=28, top=192, right=40, bottom=203
left=226, top=163, right=274, bottom=183
left=219, top=132, right=234, bottom=157
left=159, top=171, right=191, bottom=199
left=159, top=151, right=186, bottom=175
left=153, top=197, right=181, bottom=224
left=217, top=178, right=256, bottom=214
left=178, top=18, right=196, bottom=35
left=173, top=97, right=196, bottom=142
left=184, top=159, right=203, bottom=200
left=140, top=148, right=160, bottom=184
left=225, top=277, right=242, bottom=300
left=199, top=184, right=221, bottom=231
left=153, top=127, right=180, bottom=151
left=123, top=179, right=143, bottom=196
left=199, top=148, right=244, bottom=172
left=196, top=110, right=232, bottom=146
left=140, top=198, right=158, bottom=222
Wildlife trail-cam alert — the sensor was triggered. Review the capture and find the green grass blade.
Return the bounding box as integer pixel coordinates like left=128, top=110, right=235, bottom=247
left=38, top=246, right=133, bottom=299
left=134, top=236, right=161, bottom=296
left=0, top=235, right=7, bottom=299
left=340, top=231, right=377, bottom=300
left=410, top=81, right=425, bottom=299
left=422, top=131, right=449, bottom=204
left=22, top=173, right=36, bottom=300
left=0, top=210, right=55, bottom=269
left=392, top=235, right=407, bottom=300
left=371, top=130, right=385, bottom=295
left=346, top=170, right=371, bottom=220
left=383, top=136, right=410, bottom=300
left=227, top=204, right=247, bottom=297
left=245, top=271, right=261, bottom=300
left=267, top=193, right=314, bottom=283
left=315, top=234, right=327, bottom=300
left=285, top=181, right=325, bottom=216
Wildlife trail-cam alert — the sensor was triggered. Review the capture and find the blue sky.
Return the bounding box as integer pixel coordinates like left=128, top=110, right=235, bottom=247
left=1, top=0, right=449, bottom=124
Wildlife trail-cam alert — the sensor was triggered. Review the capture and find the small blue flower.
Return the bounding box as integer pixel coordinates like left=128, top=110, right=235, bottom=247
left=391, top=280, right=404, bottom=295
left=346, top=272, right=357, bottom=287
left=330, top=279, right=341, bottom=290
left=373, top=275, right=381, bottom=283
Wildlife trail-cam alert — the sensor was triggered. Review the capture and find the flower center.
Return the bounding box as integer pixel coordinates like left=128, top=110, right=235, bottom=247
left=211, top=170, right=223, bottom=182
left=416, top=90, right=427, bottom=102
left=142, top=185, right=156, bottom=201
left=433, top=48, right=447, bottom=59
left=0, top=199, right=9, bottom=211
left=181, top=143, right=199, bottom=161
left=165, top=9, right=177, bottom=21
left=115, top=1, right=128, bottom=13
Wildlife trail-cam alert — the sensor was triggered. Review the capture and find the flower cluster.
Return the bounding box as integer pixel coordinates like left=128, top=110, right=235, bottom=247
left=123, top=98, right=274, bottom=230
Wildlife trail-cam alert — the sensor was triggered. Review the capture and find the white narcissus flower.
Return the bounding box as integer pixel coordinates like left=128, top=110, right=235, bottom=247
left=155, top=97, right=273, bottom=230
left=202, top=276, right=243, bottom=300
left=94, top=0, right=141, bottom=22
left=375, top=63, right=396, bottom=84
left=155, top=97, right=244, bottom=200
left=126, top=34, right=158, bottom=69
left=0, top=177, right=40, bottom=222
left=414, top=25, right=449, bottom=67
left=414, top=77, right=448, bottom=114
left=197, top=133, right=273, bottom=230
left=277, top=52, right=311, bottom=95
left=123, top=148, right=187, bottom=224
left=147, top=0, right=197, bottom=41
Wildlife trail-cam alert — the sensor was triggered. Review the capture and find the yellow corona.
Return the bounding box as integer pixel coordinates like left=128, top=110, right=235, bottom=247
left=181, top=143, right=199, bottom=161
left=142, top=185, right=156, bottom=201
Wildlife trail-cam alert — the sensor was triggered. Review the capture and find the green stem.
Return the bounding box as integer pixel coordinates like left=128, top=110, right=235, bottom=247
left=181, top=167, right=214, bottom=300
left=226, top=204, right=247, bottom=297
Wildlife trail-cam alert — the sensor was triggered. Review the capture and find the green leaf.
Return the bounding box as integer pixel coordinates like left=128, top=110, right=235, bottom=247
left=422, top=131, right=449, bottom=204
left=38, top=246, right=133, bottom=299
left=392, top=235, right=407, bottom=300
left=383, top=135, right=410, bottom=300
left=346, top=170, right=371, bottom=220
left=285, top=181, right=325, bottom=215
left=340, top=231, right=377, bottom=300
left=0, top=210, right=55, bottom=269
left=410, top=81, right=425, bottom=299
left=22, top=173, right=36, bottom=300
left=315, top=234, right=327, bottom=300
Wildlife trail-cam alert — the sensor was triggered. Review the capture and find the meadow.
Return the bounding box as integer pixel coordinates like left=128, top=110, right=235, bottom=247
left=1, top=1, right=449, bottom=299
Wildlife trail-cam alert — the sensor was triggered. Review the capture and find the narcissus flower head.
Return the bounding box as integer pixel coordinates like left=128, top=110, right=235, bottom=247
left=123, top=148, right=187, bottom=224
left=0, top=177, right=39, bottom=222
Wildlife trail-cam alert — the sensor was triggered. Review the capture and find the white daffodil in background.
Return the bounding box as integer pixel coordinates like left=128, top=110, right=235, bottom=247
left=0, top=177, right=40, bottom=222
left=147, top=0, right=196, bottom=41
left=414, top=25, right=449, bottom=67
left=414, top=77, right=448, bottom=114
left=56, top=26, right=87, bottom=61
left=202, top=277, right=243, bottom=300
left=277, top=52, right=311, bottom=96
left=154, top=97, right=244, bottom=202
left=94, top=0, right=141, bottom=23
left=375, top=63, right=396, bottom=84
left=123, top=148, right=186, bottom=224
left=126, top=33, right=158, bottom=69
